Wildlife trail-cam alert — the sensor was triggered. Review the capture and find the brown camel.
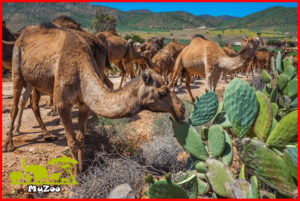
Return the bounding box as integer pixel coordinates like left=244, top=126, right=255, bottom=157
left=13, top=16, right=114, bottom=135
left=3, top=23, right=185, bottom=177
left=152, top=39, right=186, bottom=83
left=96, top=29, right=152, bottom=88
left=3, top=21, right=17, bottom=70
left=247, top=48, right=274, bottom=77
left=169, top=35, right=262, bottom=102
left=222, top=43, right=239, bottom=82
left=139, top=36, right=165, bottom=58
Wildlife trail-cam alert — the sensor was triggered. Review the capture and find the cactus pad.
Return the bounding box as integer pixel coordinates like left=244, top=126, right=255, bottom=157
left=276, top=51, right=282, bottom=73
left=250, top=176, right=260, bottom=198
left=262, top=70, right=271, bottom=83
left=195, top=161, right=207, bottom=173
left=282, top=149, right=298, bottom=181
left=283, top=57, right=293, bottom=71
left=232, top=179, right=252, bottom=198
left=291, top=97, right=298, bottom=108
left=197, top=178, right=209, bottom=195
left=270, top=56, right=275, bottom=72
left=221, top=131, right=233, bottom=166
left=239, top=164, right=246, bottom=179
left=286, top=145, right=298, bottom=168
left=200, top=126, right=209, bottom=141
left=277, top=74, right=289, bottom=90
left=190, top=91, right=219, bottom=126
left=270, top=103, right=278, bottom=117
left=253, top=92, right=272, bottom=141
left=148, top=179, right=188, bottom=198
left=224, top=78, right=259, bottom=137
left=283, top=65, right=295, bottom=80
left=270, top=86, right=278, bottom=103
left=208, top=125, right=226, bottom=158
left=287, top=78, right=298, bottom=98
left=266, top=110, right=298, bottom=149
left=269, top=117, right=277, bottom=134
left=238, top=138, right=297, bottom=198
left=171, top=121, right=208, bottom=160
left=205, top=158, right=235, bottom=198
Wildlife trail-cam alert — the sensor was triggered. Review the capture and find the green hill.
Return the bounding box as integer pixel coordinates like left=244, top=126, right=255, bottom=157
left=3, top=3, right=298, bottom=33
left=221, top=7, right=298, bottom=32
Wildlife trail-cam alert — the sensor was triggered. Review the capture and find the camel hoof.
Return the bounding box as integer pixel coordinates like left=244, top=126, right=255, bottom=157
left=13, top=129, right=21, bottom=135
left=44, top=134, right=58, bottom=142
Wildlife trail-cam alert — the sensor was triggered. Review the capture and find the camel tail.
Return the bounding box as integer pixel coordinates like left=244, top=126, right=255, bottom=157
left=169, top=54, right=184, bottom=87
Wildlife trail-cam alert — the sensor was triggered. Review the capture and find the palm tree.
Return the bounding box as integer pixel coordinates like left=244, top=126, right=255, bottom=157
left=48, top=156, right=78, bottom=184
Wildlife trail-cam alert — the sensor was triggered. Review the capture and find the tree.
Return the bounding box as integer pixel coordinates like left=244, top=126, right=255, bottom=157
left=90, top=8, right=117, bottom=34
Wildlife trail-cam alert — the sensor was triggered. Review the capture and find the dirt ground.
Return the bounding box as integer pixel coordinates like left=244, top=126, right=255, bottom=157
left=2, top=73, right=261, bottom=198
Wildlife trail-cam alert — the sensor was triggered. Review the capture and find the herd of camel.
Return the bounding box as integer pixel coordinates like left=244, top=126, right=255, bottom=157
left=2, top=16, right=297, bottom=176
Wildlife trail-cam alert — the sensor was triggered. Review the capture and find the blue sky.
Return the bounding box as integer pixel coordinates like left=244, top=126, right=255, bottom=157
left=91, top=3, right=297, bottom=17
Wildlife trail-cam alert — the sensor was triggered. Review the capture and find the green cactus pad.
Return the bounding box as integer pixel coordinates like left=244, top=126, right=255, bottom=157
left=269, top=118, right=277, bottom=134
left=286, top=145, right=298, bottom=168
left=190, top=91, right=218, bottom=126
left=205, top=158, right=235, bottom=198
left=270, top=86, right=278, bottom=103
left=283, top=65, right=295, bottom=80
left=232, top=179, right=252, bottom=198
left=250, top=176, right=260, bottom=199
left=282, top=149, right=298, bottom=180
left=283, top=57, right=293, bottom=71
left=197, top=178, right=209, bottom=195
left=270, top=56, right=275, bottom=72
left=277, top=74, right=289, bottom=90
left=148, top=179, right=188, bottom=198
left=291, top=97, right=298, bottom=108
left=262, top=83, right=273, bottom=97
left=171, top=121, right=208, bottom=160
left=212, top=193, right=218, bottom=198
left=287, top=78, right=298, bottom=98
left=270, top=103, right=278, bottom=117
left=195, top=161, right=207, bottom=173
left=239, top=138, right=297, bottom=198
left=276, top=51, right=282, bottom=73
left=239, top=164, right=246, bottom=180
left=262, top=70, right=271, bottom=83
left=224, top=78, right=259, bottom=137
left=266, top=110, right=298, bottom=149
left=221, top=131, right=233, bottom=166
left=208, top=125, right=226, bottom=158
left=176, top=174, right=198, bottom=198
left=253, top=92, right=272, bottom=141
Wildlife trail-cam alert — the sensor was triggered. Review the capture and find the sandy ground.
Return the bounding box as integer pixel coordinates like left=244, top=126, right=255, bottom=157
left=2, top=73, right=259, bottom=198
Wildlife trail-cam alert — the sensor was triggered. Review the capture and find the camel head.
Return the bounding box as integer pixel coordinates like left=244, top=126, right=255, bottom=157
left=138, top=69, right=185, bottom=122
left=240, top=36, right=263, bottom=61
left=52, top=16, right=81, bottom=30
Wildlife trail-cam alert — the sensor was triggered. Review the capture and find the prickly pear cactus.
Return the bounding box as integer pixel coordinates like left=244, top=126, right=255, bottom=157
left=208, top=125, right=225, bottom=158
left=190, top=91, right=219, bottom=126
left=277, top=74, right=289, bottom=90
left=205, top=158, right=235, bottom=198
left=221, top=131, right=233, bottom=166
left=283, top=57, right=293, bottom=71
left=283, top=65, right=295, bottom=80
left=148, top=179, right=189, bottom=198
left=266, top=110, right=298, bottom=149
left=200, top=126, right=209, bottom=141
left=239, top=164, right=246, bottom=180
left=282, top=149, right=298, bottom=180
left=269, top=117, right=277, bottom=134
left=253, top=92, right=272, bottom=141
left=291, top=97, right=298, bottom=108
left=262, top=70, right=271, bottom=83
left=171, top=120, right=208, bottom=160
left=197, top=178, right=209, bottom=195
left=270, top=86, right=278, bottom=103
left=250, top=176, right=260, bottom=198
left=286, top=145, right=298, bottom=168
left=287, top=78, right=298, bottom=98
left=232, top=179, right=252, bottom=198
left=224, top=78, right=259, bottom=137
left=270, top=103, right=278, bottom=117
left=238, top=138, right=297, bottom=198
left=195, top=161, right=207, bottom=173
left=276, top=51, right=282, bottom=73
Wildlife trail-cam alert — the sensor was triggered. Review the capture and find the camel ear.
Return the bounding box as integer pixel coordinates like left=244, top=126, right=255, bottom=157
left=142, top=71, right=153, bottom=85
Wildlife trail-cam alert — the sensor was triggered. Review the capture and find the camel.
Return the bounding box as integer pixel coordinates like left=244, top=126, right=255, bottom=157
left=3, top=22, right=185, bottom=176
left=3, top=20, right=17, bottom=70
left=96, top=29, right=153, bottom=88
left=152, top=39, right=186, bottom=83
left=139, top=36, right=165, bottom=58
left=222, top=43, right=239, bottom=82
left=247, top=48, right=275, bottom=77
left=169, top=34, right=262, bottom=102
left=13, top=16, right=114, bottom=135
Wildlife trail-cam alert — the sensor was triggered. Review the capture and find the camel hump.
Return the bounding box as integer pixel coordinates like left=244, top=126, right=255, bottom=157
left=52, top=15, right=81, bottom=30
left=192, top=34, right=208, bottom=40
left=40, top=22, right=58, bottom=29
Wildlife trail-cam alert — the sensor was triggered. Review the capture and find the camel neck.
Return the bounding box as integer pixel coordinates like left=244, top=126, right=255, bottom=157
left=79, top=64, right=142, bottom=118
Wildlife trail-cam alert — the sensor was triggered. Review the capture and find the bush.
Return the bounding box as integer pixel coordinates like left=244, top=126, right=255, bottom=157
left=287, top=41, right=296, bottom=47
left=266, top=39, right=282, bottom=47
left=124, top=34, right=145, bottom=43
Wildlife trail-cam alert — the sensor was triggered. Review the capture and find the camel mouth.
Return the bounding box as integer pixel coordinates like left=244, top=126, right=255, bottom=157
left=171, top=104, right=185, bottom=122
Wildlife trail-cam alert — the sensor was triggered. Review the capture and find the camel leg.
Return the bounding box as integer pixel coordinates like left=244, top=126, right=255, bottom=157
left=127, top=62, right=136, bottom=80
left=77, top=104, right=90, bottom=172
left=47, top=96, right=58, bottom=116
left=118, top=61, right=126, bottom=88
left=57, top=105, right=80, bottom=176
left=205, top=72, right=213, bottom=91
left=14, top=85, right=33, bottom=134
left=212, top=70, right=222, bottom=91
left=185, top=71, right=195, bottom=103
left=3, top=76, right=23, bottom=152
left=31, top=88, right=57, bottom=141
left=45, top=96, right=53, bottom=109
